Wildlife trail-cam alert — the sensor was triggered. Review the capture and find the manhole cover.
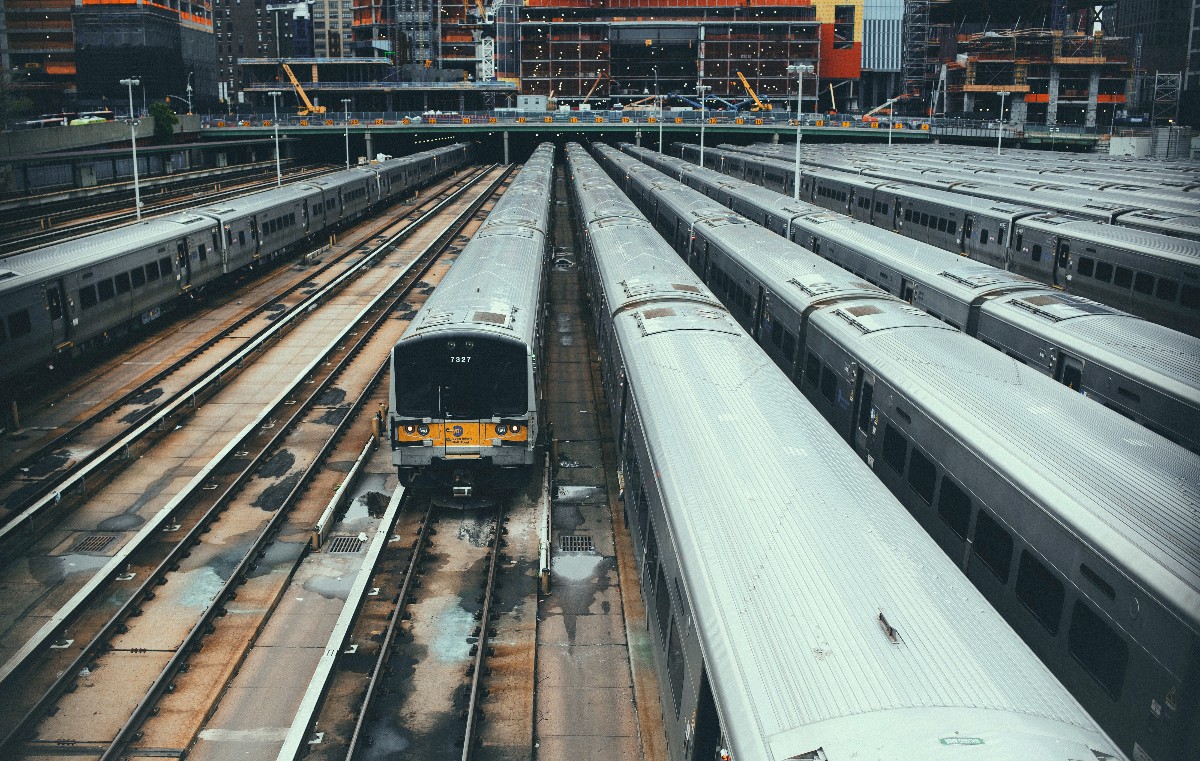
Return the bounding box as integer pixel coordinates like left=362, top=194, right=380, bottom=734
left=72, top=535, right=117, bottom=553
left=327, top=535, right=366, bottom=553
left=558, top=535, right=594, bottom=553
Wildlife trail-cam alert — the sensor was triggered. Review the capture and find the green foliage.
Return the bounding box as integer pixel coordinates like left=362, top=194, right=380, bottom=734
left=0, top=74, right=35, bottom=127
left=149, top=101, right=179, bottom=143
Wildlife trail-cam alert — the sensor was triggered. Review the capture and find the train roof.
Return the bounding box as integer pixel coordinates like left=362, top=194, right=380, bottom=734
left=811, top=298, right=1200, bottom=634
left=395, top=144, right=554, bottom=349
left=0, top=212, right=217, bottom=292
left=980, top=291, right=1200, bottom=406
left=609, top=297, right=1123, bottom=761
left=1016, top=215, right=1200, bottom=266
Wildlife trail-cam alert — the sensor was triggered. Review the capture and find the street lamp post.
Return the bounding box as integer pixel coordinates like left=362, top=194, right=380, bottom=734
left=268, top=91, right=283, bottom=186
left=654, top=67, right=663, bottom=154
left=787, top=63, right=813, bottom=201
left=119, top=78, right=143, bottom=221
left=996, top=91, right=1010, bottom=155
left=697, top=83, right=710, bottom=168
left=342, top=98, right=352, bottom=169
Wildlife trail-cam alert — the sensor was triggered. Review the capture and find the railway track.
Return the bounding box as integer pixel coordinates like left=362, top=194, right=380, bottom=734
left=0, top=164, right=515, bottom=759
left=0, top=165, right=496, bottom=528
left=0, top=164, right=332, bottom=258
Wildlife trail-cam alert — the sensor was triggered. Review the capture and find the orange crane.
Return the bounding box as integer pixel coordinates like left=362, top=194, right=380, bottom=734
left=735, top=71, right=772, bottom=111
left=281, top=62, right=326, bottom=116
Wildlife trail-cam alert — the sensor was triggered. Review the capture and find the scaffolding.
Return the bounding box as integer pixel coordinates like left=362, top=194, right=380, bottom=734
left=901, top=0, right=930, bottom=109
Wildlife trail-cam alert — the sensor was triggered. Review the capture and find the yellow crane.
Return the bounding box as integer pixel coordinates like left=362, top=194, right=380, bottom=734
left=736, top=71, right=772, bottom=111
left=281, top=62, right=326, bottom=116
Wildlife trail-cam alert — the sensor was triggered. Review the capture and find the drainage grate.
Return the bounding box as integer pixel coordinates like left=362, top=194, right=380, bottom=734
left=558, top=535, right=594, bottom=553
left=72, top=534, right=117, bottom=554
left=327, top=535, right=366, bottom=553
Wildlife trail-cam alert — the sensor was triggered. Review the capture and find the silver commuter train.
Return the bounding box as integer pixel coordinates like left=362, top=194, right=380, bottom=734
left=638, top=143, right=1200, bottom=453
left=566, top=142, right=1127, bottom=761
left=689, top=143, right=1200, bottom=336
left=389, top=143, right=554, bottom=494
left=0, top=144, right=471, bottom=385
left=597, top=142, right=1200, bottom=761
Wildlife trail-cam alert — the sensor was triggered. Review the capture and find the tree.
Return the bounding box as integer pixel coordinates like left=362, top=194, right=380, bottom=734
left=0, top=73, right=35, bottom=128
left=149, top=101, right=179, bottom=143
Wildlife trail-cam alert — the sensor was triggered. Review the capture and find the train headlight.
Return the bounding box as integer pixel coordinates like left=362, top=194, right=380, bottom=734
left=495, top=424, right=508, bottom=435
left=404, top=425, right=416, bottom=434
left=417, top=424, right=429, bottom=436
left=511, top=423, right=522, bottom=434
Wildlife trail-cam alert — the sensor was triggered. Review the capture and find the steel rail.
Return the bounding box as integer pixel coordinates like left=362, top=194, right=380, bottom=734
left=0, top=165, right=494, bottom=543
left=0, top=164, right=510, bottom=759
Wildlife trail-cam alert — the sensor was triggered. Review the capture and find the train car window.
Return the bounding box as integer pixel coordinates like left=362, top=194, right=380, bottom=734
left=1094, top=261, right=1113, bottom=282
left=667, top=619, right=686, bottom=715
left=882, top=424, right=908, bottom=474
left=1031, top=244, right=1042, bottom=262
left=115, top=273, right=131, bottom=294
left=947, top=220, right=957, bottom=235
left=936, top=477, right=971, bottom=539
left=857, top=382, right=874, bottom=432
left=972, top=511, right=1013, bottom=583
left=0, top=322, right=6, bottom=343
left=97, top=279, right=115, bottom=302
left=80, top=285, right=98, bottom=309
left=781, top=330, right=795, bottom=360
left=904, top=209, right=913, bottom=222
left=7, top=309, right=32, bottom=339
left=920, top=212, right=929, bottom=227
left=1133, top=272, right=1154, bottom=295
left=1016, top=551, right=1064, bottom=635
left=937, top=218, right=947, bottom=233
left=1116, top=386, right=1141, bottom=404
left=655, top=565, right=671, bottom=646
left=198, top=244, right=207, bottom=263
left=159, top=256, right=173, bottom=276
left=1156, top=278, right=1178, bottom=301
left=1113, top=266, right=1132, bottom=288
left=1077, top=257, right=1095, bottom=277
left=146, top=261, right=160, bottom=281
left=131, top=268, right=145, bottom=288
left=996, top=227, right=1005, bottom=246
left=881, top=203, right=889, bottom=216
left=820, top=365, right=837, bottom=402
left=1182, top=285, right=1200, bottom=310
left=1067, top=601, right=1128, bottom=699
left=644, top=522, right=658, bottom=589
left=238, top=231, right=246, bottom=245
left=804, top=353, right=820, bottom=386
left=906, top=448, right=936, bottom=504
left=1080, top=563, right=1116, bottom=599
left=637, top=493, right=650, bottom=553
left=47, top=288, right=64, bottom=320
left=980, top=229, right=990, bottom=245
left=770, top=321, right=783, bottom=348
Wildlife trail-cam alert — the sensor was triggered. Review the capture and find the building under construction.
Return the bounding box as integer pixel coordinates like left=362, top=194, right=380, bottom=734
left=938, top=28, right=1132, bottom=128
left=348, top=0, right=866, bottom=112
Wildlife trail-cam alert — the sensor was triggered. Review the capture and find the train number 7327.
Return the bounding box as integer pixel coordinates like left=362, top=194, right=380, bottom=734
left=449, top=356, right=472, bottom=363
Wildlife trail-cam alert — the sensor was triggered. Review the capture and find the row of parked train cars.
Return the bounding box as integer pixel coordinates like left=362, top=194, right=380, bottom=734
left=682, top=142, right=1200, bottom=337
left=590, top=143, right=1199, bottom=761
left=0, top=143, right=471, bottom=388
left=654, top=142, right=1200, bottom=456
left=563, top=142, right=1155, bottom=761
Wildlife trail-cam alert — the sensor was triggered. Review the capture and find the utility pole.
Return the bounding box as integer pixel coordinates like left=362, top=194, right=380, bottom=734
left=119, top=78, right=143, bottom=220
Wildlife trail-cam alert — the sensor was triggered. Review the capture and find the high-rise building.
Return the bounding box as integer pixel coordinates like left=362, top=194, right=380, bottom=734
left=2, top=0, right=78, bottom=113
left=73, top=0, right=218, bottom=110
left=1113, top=0, right=1191, bottom=73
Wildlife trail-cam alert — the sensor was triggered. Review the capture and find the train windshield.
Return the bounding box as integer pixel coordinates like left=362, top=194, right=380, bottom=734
left=394, top=337, right=527, bottom=419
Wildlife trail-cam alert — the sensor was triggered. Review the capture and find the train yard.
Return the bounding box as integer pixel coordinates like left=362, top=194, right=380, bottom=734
left=0, top=138, right=1196, bottom=761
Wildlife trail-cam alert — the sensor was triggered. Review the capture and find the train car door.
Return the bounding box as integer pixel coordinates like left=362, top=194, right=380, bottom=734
left=962, top=216, right=974, bottom=250
left=1054, top=239, right=1070, bottom=287
left=850, top=369, right=875, bottom=456
left=1054, top=353, right=1084, bottom=391
left=176, top=240, right=192, bottom=286
left=45, top=279, right=70, bottom=346
left=752, top=287, right=766, bottom=341
left=899, top=278, right=915, bottom=303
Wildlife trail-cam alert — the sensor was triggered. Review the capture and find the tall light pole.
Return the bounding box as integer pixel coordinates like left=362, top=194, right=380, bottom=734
left=697, top=82, right=710, bottom=168
left=787, top=63, right=813, bottom=201
left=654, top=66, right=663, bottom=154
left=996, top=90, right=1010, bottom=155
left=186, top=71, right=194, bottom=115
left=119, top=78, right=143, bottom=221
left=268, top=91, right=283, bottom=186
left=342, top=98, right=352, bottom=168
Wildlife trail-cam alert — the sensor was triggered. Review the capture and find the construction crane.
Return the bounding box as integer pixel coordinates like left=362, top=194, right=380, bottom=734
left=862, top=94, right=910, bottom=123
left=280, top=62, right=326, bottom=115
left=580, top=71, right=611, bottom=108
left=735, top=71, right=771, bottom=111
